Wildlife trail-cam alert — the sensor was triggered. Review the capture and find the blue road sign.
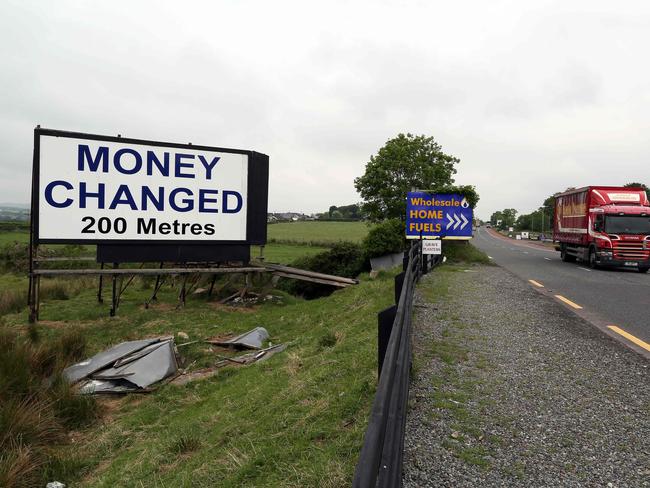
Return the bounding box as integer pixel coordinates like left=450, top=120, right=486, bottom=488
left=405, top=192, right=473, bottom=239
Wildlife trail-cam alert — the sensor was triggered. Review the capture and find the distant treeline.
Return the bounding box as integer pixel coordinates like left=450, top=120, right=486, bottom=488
left=318, top=203, right=364, bottom=221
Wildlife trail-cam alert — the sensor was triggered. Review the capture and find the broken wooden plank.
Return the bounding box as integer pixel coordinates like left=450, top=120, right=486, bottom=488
left=272, top=271, right=351, bottom=287
left=264, top=263, right=358, bottom=285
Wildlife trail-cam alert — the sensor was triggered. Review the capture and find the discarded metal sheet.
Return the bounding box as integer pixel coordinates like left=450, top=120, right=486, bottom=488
left=63, top=338, right=161, bottom=383
left=65, top=336, right=178, bottom=394
left=78, top=378, right=140, bottom=394
left=91, top=340, right=178, bottom=388
left=112, top=341, right=168, bottom=368
left=171, top=343, right=288, bottom=386
left=208, top=326, right=269, bottom=350
left=254, top=343, right=287, bottom=362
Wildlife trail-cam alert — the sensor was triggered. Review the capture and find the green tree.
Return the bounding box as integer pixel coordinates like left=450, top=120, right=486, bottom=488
left=490, top=210, right=504, bottom=227
left=499, top=208, right=517, bottom=228
left=354, top=133, right=463, bottom=222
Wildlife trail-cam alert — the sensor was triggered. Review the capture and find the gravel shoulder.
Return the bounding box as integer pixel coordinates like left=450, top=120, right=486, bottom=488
left=403, top=263, right=649, bottom=488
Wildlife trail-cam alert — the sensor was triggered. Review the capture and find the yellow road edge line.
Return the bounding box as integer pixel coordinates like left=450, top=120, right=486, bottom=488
left=607, top=325, right=650, bottom=352
left=554, top=295, right=583, bottom=309
left=528, top=279, right=544, bottom=288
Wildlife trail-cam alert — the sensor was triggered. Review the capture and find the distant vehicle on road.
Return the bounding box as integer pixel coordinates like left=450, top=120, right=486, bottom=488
left=486, top=223, right=492, bottom=228
left=553, top=186, right=650, bottom=272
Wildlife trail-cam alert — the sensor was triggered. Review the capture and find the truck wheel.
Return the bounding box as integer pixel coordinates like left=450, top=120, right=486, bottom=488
left=561, top=245, right=576, bottom=262
left=588, top=248, right=599, bottom=269
left=639, top=266, right=649, bottom=274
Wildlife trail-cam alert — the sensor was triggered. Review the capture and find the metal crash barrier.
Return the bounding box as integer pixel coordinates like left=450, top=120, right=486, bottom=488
left=353, top=240, right=440, bottom=488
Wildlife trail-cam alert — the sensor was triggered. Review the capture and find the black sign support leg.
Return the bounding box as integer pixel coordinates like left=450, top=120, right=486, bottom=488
left=178, top=275, right=188, bottom=308
left=28, top=130, right=38, bottom=324
left=110, top=263, right=118, bottom=317
left=97, top=262, right=104, bottom=303
left=34, top=275, right=41, bottom=321
left=152, top=262, right=163, bottom=302
left=208, top=274, right=217, bottom=297
left=28, top=272, right=37, bottom=323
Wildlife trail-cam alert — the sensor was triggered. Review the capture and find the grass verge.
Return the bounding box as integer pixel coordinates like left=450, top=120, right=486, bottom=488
left=443, top=241, right=492, bottom=264
left=0, top=266, right=396, bottom=486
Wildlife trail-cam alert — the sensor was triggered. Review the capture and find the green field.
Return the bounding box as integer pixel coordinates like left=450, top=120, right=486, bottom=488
left=0, top=230, right=29, bottom=245
left=267, top=221, right=371, bottom=244
left=0, top=222, right=367, bottom=264
left=261, top=243, right=328, bottom=263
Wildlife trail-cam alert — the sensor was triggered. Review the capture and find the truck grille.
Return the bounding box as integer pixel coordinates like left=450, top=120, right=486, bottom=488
left=613, top=242, right=649, bottom=261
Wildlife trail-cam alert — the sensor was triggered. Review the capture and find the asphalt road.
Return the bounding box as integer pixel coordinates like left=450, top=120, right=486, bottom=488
left=472, top=226, right=650, bottom=355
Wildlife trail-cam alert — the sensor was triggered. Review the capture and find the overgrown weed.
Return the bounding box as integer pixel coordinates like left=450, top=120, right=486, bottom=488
left=0, top=328, right=98, bottom=487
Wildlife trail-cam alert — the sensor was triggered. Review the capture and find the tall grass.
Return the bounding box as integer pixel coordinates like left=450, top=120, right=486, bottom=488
left=0, top=328, right=99, bottom=487
left=0, top=277, right=93, bottom=316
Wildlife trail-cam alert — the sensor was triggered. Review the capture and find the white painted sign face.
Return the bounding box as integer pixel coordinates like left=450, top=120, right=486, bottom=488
left=37, top=135, right=248, bottom=242
left=607, top=193, right=640, bottom=202
left=521, top=231, right=529, bottom=239
left=422, top=240, right=441, bottom=255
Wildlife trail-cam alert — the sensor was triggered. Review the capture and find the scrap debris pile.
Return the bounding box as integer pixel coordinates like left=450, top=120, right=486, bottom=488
left=64, top=327, right=287, bottom=394
left=64, top=337, right=178, bottom=394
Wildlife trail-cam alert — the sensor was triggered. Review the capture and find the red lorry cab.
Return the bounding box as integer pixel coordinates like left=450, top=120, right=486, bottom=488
left=553, top=186, right=650, bottom=272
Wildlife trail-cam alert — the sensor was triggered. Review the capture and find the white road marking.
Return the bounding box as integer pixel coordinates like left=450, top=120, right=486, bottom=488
left=578, top=267, right=592, bottom=272
left=523, top=251, right=529, bottom=254
left=488, top=256, right=493, bottom=259
left=544, top=257, right=551, bottom=261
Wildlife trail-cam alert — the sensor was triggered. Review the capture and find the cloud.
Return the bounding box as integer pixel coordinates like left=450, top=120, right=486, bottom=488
left=1, top=0, right=649, bottom=219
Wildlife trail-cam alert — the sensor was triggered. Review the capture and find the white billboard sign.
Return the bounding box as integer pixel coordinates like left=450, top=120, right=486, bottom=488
left=422, top=240, right=441, bottom=255
left=36, top=132, right=251, bottom=243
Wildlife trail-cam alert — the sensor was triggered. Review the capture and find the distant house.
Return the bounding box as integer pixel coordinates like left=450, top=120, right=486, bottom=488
left=267, top=212, right=309, bottom=222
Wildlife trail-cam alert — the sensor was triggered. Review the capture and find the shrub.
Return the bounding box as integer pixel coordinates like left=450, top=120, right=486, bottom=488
left=0, top=243, right=29, bottom=273
left=361, top=219, right=405, bottom=259
left=283, top=242, right=365, bottom=299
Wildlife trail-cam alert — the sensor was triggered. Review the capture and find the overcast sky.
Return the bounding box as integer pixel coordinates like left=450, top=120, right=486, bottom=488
left=2, top=0, right=650, bottom=220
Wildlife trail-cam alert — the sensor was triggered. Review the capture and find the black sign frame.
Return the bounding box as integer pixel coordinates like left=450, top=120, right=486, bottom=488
left=31, top=127, right=269, bottom=246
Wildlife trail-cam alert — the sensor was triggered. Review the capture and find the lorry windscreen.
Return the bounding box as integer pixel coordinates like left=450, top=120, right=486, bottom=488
left=605, top=215, right=650, bottom=235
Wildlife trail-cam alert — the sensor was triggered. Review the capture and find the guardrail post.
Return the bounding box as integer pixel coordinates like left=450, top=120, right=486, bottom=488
left=377, top=305, right=398, bottom=378
left=394, top=272, right=405, bottom=305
